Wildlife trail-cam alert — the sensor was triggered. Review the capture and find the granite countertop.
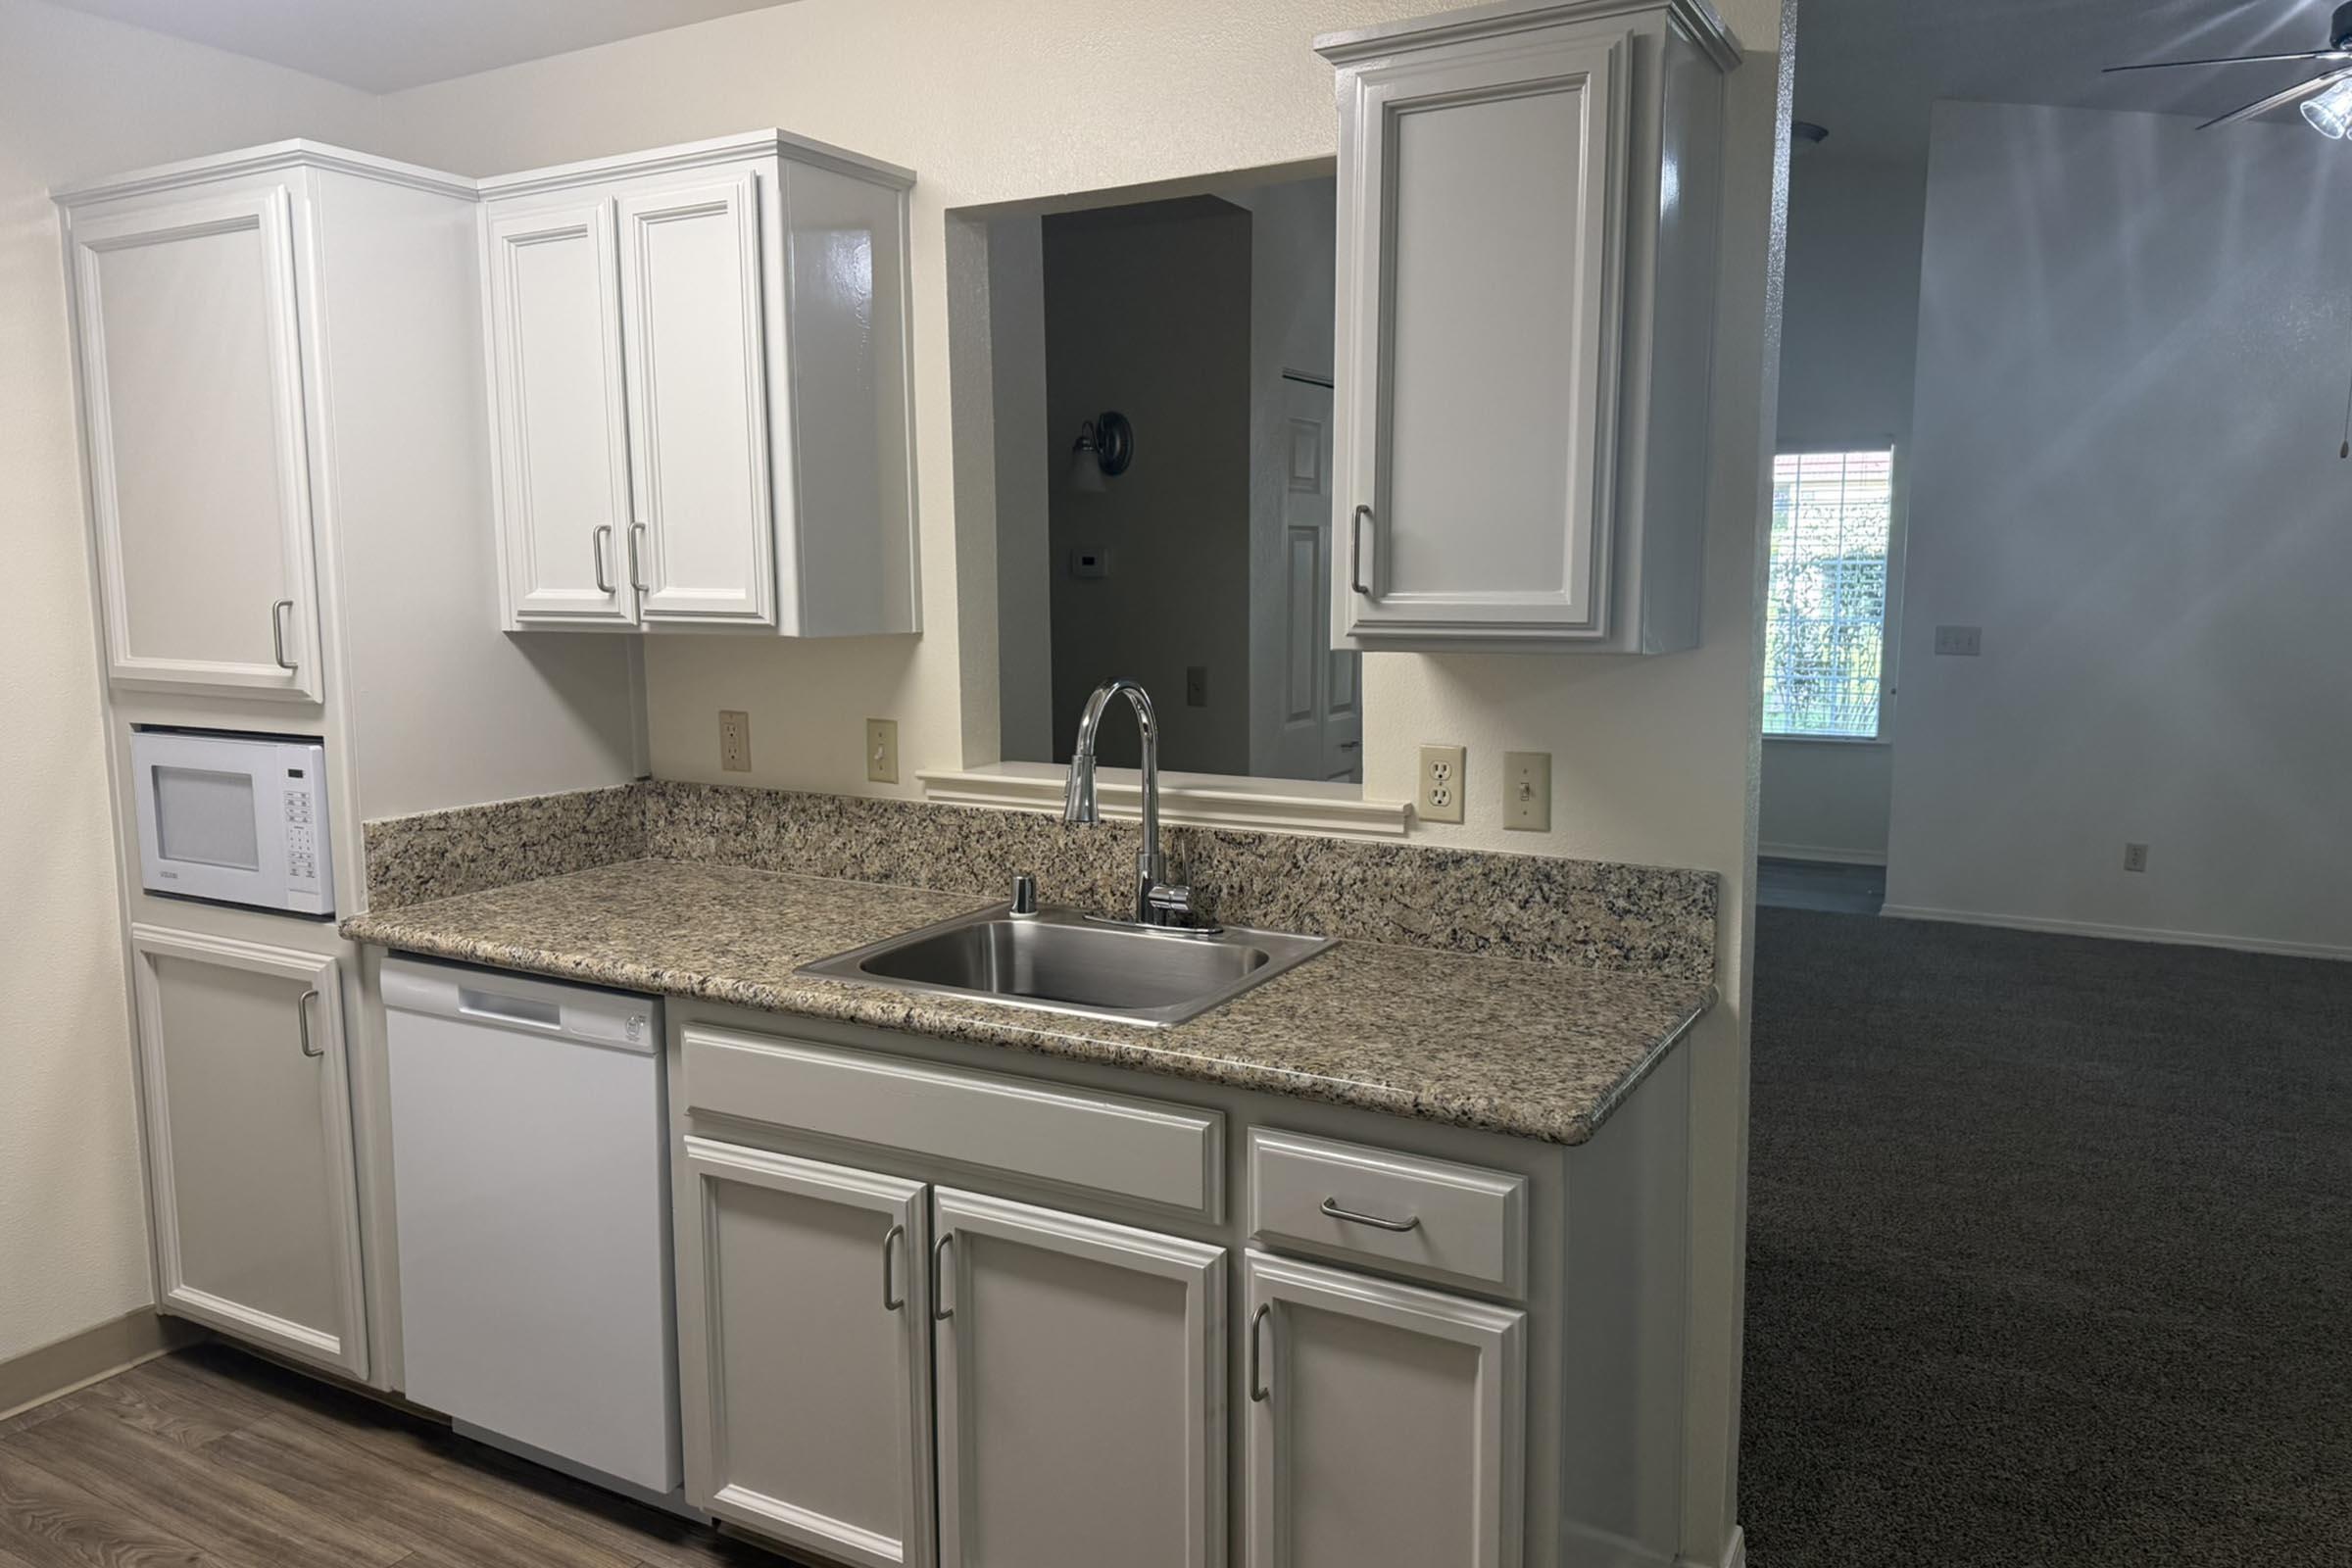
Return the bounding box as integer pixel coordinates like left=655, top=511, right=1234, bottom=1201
left=342, top=858, right=1713, bottom=1146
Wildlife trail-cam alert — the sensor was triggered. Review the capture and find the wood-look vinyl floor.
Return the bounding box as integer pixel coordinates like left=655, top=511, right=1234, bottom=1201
left=0, top=1343, right=810, bottom=1568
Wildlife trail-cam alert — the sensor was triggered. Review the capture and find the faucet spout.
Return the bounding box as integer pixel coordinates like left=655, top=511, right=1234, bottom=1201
left=1062, top=678, right=1189, bottom=924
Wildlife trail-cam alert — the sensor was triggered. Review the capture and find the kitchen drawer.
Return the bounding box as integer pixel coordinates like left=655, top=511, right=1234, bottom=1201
left=1248, top=1128, right=1527, bottom=1298
left=680, top=1025, right=1225, bottom=1220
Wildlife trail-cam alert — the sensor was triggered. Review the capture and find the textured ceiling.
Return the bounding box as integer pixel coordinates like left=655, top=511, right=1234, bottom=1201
left=41, top=0, right=803, bottom=93
left=1794, top=0, right=2352, bottom=166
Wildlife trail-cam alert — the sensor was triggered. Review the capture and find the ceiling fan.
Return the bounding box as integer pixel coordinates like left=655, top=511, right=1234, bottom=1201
left=2104, top=1, right=2352, bottom=134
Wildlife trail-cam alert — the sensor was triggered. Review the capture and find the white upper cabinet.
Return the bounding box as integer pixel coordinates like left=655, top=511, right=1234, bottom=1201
left=484, top=200, right=636, bottom=626
left=68, top=187, right=325, bottom=700
left=615, top=173, right=775, bottom=625
left=479, top=132, right=919, bottom=637
left=1321, top=0, right=1738, bottom=654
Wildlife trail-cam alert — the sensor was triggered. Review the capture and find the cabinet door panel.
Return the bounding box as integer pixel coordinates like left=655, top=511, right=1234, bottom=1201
left=1244, top=1251, right=1524, bottom=1568
left=71, top=189, right=322, bottom=699
left=127, top=927, right=366, bottom=1377
left=616, top=172, right=776, bottom=626
left=1336, top=35, right=1627, bottom=643
left=933, top=1188, right=1225, bottom=1568
left=678, top=1138, right=932, bottom=1568
left=484, top=200, right=636, bottom=625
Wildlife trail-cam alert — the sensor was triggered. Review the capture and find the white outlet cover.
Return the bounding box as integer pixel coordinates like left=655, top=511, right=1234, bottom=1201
left=1418, top=745, right=1466, bottom=824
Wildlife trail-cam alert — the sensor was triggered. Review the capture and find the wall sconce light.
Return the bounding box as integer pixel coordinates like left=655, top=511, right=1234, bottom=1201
left=1066, top=411, right=1135, bottom=493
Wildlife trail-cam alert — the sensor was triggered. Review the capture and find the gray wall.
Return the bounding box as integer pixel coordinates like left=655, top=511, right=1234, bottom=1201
left=1886, top=99, right=2352, bottom=956
left=1042, top=197, right=1253, bottom=773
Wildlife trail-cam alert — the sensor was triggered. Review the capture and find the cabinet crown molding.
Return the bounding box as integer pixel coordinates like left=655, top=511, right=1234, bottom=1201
left=1315, top=0, right=1742, bottom=73
left=54, top=138, right=477, bottom=207
left=475, top=128, right=916, bottom=199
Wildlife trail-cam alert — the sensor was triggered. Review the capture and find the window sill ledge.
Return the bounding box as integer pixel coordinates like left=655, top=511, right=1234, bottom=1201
left=918, top=763, right=1413, bottom=840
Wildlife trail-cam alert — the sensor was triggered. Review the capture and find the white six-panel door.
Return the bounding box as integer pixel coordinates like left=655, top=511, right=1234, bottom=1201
left=127, top=926, right=368, bottom=1377
left=1243, top=1250, right=1526, bottom=1568
left=1334, top=31, right=1629, bottom=646
left=70, top=188, right=325, bottom=700
left=483, top=200, right=638, bottom=626
left=615, top=172, right=777, bottom=626
left=678, top=1138, right=934, bottom=1568
left=931, top=1188, right=1226, bottom=1568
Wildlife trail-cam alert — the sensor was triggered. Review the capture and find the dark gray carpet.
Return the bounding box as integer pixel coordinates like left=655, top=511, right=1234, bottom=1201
left=1740, top=909, right=2352, bottom=1567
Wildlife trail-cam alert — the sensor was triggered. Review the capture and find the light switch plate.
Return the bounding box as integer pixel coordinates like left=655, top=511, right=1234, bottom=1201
left=718, top=710, right=751, bottom=773
left=865, top=718, right=899, bottom=784
left=1503, top=751, right=1551, bottom=832
left=1418, top=745, right=1465, bottom=825
left=1934, top=624, right=1983, bottom=657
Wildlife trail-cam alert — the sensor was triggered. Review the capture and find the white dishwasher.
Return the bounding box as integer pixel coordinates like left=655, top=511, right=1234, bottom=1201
left=383, top=958, right=681, bottom=1500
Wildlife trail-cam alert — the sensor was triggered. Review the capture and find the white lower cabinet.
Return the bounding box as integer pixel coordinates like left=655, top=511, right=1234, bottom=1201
left=1243, top=1250, right=1527, bottom=1568
left=679, top=1138, right=935, bottom=1568
left=931, top=1188, right=1227, bottom=1568
left=126, top=926, right=368, bottom=1377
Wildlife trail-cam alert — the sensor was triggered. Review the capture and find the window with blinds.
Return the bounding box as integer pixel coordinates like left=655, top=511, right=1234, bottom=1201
left=1764, top=449, right=1894, bottom=738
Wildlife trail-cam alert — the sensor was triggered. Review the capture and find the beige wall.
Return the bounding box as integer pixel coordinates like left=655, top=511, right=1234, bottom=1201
left=0, top=0, right=379, bottom=1364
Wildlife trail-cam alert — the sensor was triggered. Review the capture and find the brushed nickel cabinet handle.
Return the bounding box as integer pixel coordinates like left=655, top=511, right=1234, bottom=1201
left=592, top=525, right=615, bottom=594
left=1349, top=505, right=1373, bottom=596
left=1320, top=1197, right=1420, bottom=1233
left=271, top=600, right=298, bottom=671
left=931, top=1232, right=955, bottom=1320
left=297, top=987, right=323, bottom=1057
left=881, top=1222, right=906, bottom=1312
left=626, top=522, right=650, bottom=594
left=1249, top=1302, right=1272, bottom=1402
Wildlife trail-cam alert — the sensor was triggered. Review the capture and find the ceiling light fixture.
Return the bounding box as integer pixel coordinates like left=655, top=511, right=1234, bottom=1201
left=2305, top=76, right=2352, bottom=137
left=2104, top=1, right=2352, bottom=133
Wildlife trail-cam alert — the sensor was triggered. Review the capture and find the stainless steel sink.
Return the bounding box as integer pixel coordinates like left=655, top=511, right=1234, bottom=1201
left=799, top=904, right=1334, bottom=1027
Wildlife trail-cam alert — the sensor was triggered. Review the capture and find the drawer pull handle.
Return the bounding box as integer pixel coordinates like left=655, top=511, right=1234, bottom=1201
left=931, top=1232, right=956, bottom=1320
left=881, top=1222, right=906, bottom=1312
left=1249, top=1302, right=1271, bottom=1402
left=1320, top=1197, right=1420, bottom=1233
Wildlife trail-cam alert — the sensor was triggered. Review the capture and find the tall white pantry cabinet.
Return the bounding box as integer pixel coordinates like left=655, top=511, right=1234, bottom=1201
left=58, top=141, right=647, bottom=1390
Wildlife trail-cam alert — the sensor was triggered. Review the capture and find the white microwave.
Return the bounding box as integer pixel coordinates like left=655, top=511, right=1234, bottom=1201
left=130, top=727, right=335, bottom=917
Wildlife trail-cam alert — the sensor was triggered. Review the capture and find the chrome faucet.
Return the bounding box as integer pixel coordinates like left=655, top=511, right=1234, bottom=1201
left=1062, top=678, right=1198, bottom=927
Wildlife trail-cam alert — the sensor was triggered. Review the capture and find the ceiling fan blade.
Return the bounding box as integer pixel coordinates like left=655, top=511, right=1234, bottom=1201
left=2105, top=49, right=2344, bottom=74
left=2199, top=65, right=2352, bottom=128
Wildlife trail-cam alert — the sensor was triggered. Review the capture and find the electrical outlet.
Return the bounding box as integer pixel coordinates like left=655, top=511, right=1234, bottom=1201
left=2124, top=842, right=2149, bottom=873
left=1503, top=751, right=1551, bottom=832
left=718, top=710, right=751, bottom=772
left=1934, top=624, right=1984, bottom=657
left=865, top=718, right=899, bottom=785
left=1418, top=744, right=1465, bottom=825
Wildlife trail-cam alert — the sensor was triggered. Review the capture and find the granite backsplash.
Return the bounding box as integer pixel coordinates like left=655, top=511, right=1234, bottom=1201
left=364, top=779, right=1719, bottom=983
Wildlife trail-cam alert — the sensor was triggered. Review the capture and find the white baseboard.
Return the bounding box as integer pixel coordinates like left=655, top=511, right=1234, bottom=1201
left=1758, top=842, right=1886, bottom=866
left=1675, top=1524, right=1744, bottom=1568
left=1879, top=904, right=2352, bottom=962
left=0, top=1308, right=197, bottom=1424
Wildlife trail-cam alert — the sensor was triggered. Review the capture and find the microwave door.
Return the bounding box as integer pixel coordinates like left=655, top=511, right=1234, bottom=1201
left=131, top=732, right=301, bottom=911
